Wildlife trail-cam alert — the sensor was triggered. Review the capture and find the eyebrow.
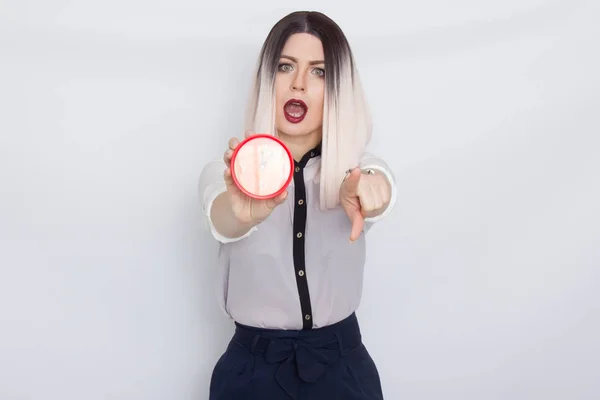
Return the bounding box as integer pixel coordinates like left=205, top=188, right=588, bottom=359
left=280, top=54, right=325, bottom=65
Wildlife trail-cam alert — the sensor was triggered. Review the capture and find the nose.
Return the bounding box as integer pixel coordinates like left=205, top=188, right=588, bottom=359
left=291, top=72, right=306, bottom=92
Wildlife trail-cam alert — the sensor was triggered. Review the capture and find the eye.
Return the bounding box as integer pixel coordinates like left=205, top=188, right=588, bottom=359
left=278, top=63, right=293, bottom=72
left=312, top=67, right=325, bottom=77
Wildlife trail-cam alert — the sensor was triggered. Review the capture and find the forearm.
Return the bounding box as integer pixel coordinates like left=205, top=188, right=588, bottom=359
left=209, top=191, right=257, bottom=239
left=199, top=159, right=257, bottom=243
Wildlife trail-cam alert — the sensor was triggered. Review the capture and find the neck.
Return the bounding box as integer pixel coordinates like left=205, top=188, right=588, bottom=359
left=278, top=130, right=322, bottom=162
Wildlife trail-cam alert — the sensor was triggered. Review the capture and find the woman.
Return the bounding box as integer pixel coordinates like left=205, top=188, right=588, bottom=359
left=198, top=10, right=397, bottom=400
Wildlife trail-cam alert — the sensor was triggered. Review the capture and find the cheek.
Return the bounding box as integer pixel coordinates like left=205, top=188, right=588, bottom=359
left=274, top=78, right=288, bottom=102
left=313, top=88, right=325, bottom=119
left=274, top=83, right=283, bottom=104
left=312, top=82, right=325, bottom=118
left=274, top=86, right=286, bottom=119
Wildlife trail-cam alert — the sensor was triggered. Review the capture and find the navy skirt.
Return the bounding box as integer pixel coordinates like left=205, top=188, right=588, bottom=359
left=209, top=312, right=384, bottom=400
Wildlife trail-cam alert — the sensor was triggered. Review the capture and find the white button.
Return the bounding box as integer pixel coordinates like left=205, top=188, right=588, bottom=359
left=296, top=232, right=303, bottom=238
left=305, top=314, right=311, bottom=320
left=298, top=199, right=304, bottom=205
left=298, top=270, right=304, bottom=276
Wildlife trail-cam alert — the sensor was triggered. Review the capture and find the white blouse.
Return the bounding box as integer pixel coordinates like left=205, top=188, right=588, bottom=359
left=198, top=144, right=397, bottom=330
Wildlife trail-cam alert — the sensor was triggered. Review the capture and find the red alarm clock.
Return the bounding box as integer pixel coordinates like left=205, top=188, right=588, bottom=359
left=230, top=134, right=294, bottom=200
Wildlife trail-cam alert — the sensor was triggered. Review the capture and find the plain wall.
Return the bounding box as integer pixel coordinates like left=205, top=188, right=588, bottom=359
left=1, top=0, right=598, bottom=399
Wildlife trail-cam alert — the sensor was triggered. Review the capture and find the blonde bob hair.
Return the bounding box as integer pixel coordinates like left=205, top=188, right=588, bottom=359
left=244, top=11, right=372, bottom=210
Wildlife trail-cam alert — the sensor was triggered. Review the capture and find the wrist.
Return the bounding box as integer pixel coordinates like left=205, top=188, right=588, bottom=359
left=225, top=191, right=263, bottom=228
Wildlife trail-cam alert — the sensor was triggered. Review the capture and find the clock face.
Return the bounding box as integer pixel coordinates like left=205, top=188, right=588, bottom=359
left=231, top=135, right=293, bottom=199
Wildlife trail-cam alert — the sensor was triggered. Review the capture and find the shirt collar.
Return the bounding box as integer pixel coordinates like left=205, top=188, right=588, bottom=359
left=290, top=142, right=322, bottom=184
left=294, top=142, right=322, bottom=168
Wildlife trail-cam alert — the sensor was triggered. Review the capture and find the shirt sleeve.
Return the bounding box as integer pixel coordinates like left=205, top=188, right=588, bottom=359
left=358, top=152, right=397, bottom=230
left=197, top=159, right=257, bottom=243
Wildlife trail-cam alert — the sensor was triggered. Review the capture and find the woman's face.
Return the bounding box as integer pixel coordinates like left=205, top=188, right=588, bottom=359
left=274, top=33, right=325, bottom=144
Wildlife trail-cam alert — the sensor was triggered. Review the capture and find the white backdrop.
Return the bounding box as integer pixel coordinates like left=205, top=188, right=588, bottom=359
left=1, top=1, right=599, bottom=399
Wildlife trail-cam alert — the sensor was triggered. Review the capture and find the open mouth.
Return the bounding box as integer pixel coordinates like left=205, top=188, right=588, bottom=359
left=284, top=99, right=307, bottom=123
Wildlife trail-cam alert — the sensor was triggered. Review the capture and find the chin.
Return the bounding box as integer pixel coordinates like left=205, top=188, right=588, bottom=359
left=279, top=127, right=314, bottom=138
left=277, top=119, right=319, bottom=137
left=280, top=125, right=307, bottom=136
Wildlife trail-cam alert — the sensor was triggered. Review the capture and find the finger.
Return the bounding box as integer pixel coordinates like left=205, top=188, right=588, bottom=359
left=275, top=190, right=288, bottom=204
left=265, top=190, right=288, bottom=210
left=368, top=183, right=383, bottom=212
left=223, top=149, right=233, bottom=164
left=228, top=137, right=240, bottom=151
left=361, top=192, right=382, bottom=218
left=356, top=178, right=379, bottom=212
left=356, top=178, right=370, bottom=207
left=370, top=177, right=389, bottom=211
left=349, top=210, right=364, bottom=242
left=381, top=182, right=392, bottom=205
left=223, top=167, right=234, bottom=186
left=341, top=168, right=361, bottom=196
left=378, top=181, right=390, bottom=208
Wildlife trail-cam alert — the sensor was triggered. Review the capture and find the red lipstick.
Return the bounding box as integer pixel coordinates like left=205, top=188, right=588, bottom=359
left=283, top=99, right=308, bottom=123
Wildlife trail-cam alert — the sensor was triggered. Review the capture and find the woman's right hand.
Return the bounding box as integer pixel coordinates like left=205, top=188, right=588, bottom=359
left=222, top=132, right=289, bottom=225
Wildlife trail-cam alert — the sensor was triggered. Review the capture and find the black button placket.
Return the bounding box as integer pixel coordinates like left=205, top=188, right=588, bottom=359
left=292, top=144, right=321, bottom=330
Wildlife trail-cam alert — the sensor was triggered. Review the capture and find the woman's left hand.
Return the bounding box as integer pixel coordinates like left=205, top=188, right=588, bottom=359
left=339, top=167, right=391, bottom=241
